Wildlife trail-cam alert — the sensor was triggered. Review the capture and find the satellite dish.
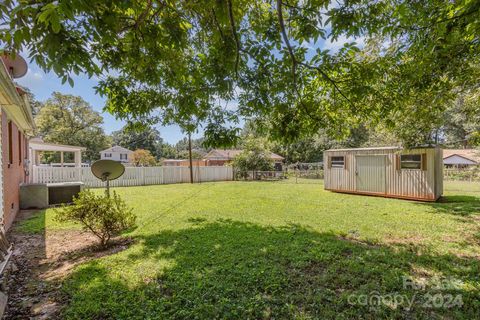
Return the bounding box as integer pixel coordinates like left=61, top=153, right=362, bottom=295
left=91, top=160, right=125, bottom=196
left=1, top=53, right=28, bottom=79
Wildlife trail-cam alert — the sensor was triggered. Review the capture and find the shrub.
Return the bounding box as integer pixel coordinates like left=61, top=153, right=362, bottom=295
left=131, top=149, right=157, bottom=166
left=232, top=138, right=275, bottom=179
left=55, top=190, right=136, bottom=247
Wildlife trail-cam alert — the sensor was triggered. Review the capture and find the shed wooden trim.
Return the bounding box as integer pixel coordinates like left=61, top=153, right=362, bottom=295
left=325, top=188, right=437, bottom=202
left=421, top=153, right=427, bottom=171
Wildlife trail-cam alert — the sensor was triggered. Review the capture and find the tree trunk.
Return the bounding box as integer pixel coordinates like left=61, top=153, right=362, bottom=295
left=188, top=132, right=194, bottom=184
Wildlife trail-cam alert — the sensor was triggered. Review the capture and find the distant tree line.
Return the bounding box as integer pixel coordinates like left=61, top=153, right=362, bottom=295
left=111, top=127, right=209, bottom=161
left=30, top=89, right=479, bottom=165
left=29, top=92, right=211, bottom=164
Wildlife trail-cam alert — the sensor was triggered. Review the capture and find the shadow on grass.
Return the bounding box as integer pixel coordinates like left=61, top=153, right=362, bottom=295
left=421, top=195, right=480, bottom=217
left=14, top=209, right=47, bottom=234
left=62, top=220, right=480, bottom=319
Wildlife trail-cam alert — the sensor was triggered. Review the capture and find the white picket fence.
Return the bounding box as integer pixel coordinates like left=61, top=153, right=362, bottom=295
left=31, top=166, right=233, bottom=187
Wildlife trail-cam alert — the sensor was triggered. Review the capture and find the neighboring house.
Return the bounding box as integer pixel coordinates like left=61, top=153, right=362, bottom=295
left=443, top=149, right=480, bottom=168
left=203, top=149, right=285, bottom=170
left=162, top=159, right=207, bottom=167
left=100, top=146, right=133, bottom=163
left=0, top=54, right=35, bottom=229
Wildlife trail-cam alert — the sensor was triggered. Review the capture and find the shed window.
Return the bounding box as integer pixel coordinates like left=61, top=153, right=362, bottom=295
left=400, top=154, right=422, bottom=169
left=331, top=156, right=345, bottom=168
left=120, top=153, right=128, bottom=160
left=104, top=153, right=112, bottom=158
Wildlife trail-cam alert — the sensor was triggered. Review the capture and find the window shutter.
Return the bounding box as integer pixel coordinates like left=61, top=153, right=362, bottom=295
left=421, top=153, right=427, bottom=171
left=344, top=156, right=347, bottom=170
left=396, top=154, right=401, bottom=170
left=327, top=156, right=332, bottom=169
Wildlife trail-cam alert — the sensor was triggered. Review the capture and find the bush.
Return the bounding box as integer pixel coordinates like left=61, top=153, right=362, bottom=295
left=232, top=139, right=274, bottom=179
left=131, top=149, right=157, bottom=166
left=55, top=190, right=136, bottom=247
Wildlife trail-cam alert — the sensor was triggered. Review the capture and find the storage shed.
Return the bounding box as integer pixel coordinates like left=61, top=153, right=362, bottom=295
left=324, top=147, right=443, bottom=201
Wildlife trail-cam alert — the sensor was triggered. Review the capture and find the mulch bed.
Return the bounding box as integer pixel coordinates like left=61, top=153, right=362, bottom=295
left=4, top=210, right=132, bottom=319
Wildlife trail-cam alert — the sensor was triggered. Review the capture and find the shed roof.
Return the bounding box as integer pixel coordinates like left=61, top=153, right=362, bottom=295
left=443, top=149, right=480, bottom=163
left=325, top=146, right=445, bottom=152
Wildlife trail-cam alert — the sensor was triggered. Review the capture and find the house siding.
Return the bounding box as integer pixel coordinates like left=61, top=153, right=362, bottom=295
left=203, top=149, right=284, bottom=167
left=1, top=111, right=28, bottom=229
left=163, top=160, right=207, bottom=167
left=100, top=151, right=131, bottom=163
left=205, top=160, right=229, bottom=166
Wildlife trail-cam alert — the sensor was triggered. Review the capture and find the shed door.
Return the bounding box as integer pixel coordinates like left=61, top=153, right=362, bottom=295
left=355, top=155, right=386, bottom=193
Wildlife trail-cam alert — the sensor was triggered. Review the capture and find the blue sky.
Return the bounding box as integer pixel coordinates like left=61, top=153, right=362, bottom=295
left=15, top=60, right=203, bottom=144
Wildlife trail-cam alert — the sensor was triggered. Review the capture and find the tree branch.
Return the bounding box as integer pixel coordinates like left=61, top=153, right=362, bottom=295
left=281, top=1, right=327, bottom=15
left=297, top=61, right=353, bottom=105
left=239, top=48, right=273, bottom=87
left=211, top=8, right=225, bottom=41
left=276, top=0, right=353, bottom=106
left=135, top=0, right=153, bottom=29
left=277, top=0, right=297, bottom=87
left=227, top=0, right=240, bottom=77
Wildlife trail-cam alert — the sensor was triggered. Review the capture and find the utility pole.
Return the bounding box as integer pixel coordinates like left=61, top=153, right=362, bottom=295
left=188, top=132, right=194, bottom=183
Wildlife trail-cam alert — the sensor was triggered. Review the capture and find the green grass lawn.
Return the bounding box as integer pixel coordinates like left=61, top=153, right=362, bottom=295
left=19, top=180, right=480, bottom=319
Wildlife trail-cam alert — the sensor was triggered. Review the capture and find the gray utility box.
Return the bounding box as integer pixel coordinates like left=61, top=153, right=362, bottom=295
left=20, top=182, right=84, bottom=209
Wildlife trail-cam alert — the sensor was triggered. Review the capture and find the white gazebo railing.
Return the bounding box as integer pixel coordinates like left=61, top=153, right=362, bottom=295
left=30, top=166, right=233, bottom=187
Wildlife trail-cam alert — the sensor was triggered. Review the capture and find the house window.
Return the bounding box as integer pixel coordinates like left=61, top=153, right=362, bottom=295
left=18, top=131, right=22, bottom=165
left=24, top=135, right=28, bottom=160
left=120, top=154, right=127, bottom=160
left=331, top=156, right=345, bottom=168
left=8, top=121, right=13, bottom=165
left=104, top=153, right=112, bottom=158
left=400, top=154, right=422, bottom=169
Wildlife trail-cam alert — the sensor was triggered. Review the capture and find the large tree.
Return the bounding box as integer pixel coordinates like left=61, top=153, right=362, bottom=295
left=174, top=137, right=207, bottom=159
left=111, top=125, right=164, bottom=159
left=35, top=92, right=111, bottom=162
left=23, top=88, right=43, bottom=116
left=441, top=88, right=480, bottom=147
left=2, top=1, right=478, bottom=146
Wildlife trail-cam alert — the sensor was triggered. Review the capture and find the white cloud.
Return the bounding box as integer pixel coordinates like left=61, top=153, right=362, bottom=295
left=16, top=68, right=45, bottom=90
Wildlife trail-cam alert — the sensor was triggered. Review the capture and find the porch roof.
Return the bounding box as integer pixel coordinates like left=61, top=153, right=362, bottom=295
left=29, top=140, right=86, bottom=152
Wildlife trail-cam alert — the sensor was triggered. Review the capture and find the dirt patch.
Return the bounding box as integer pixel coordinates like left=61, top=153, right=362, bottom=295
left=4, top=210, right=132, bottom=319
left=383, top=235, right=426, bottom=245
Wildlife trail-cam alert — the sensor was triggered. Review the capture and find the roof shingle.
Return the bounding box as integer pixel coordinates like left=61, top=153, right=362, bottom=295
left=443, top=149, right=480, bottom=163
